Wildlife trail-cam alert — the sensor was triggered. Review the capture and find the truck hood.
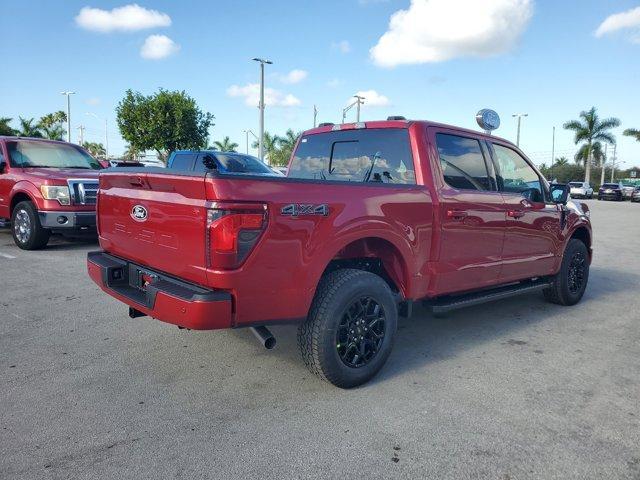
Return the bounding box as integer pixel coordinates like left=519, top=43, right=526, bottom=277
left=20, top=167, right=100, bottom=182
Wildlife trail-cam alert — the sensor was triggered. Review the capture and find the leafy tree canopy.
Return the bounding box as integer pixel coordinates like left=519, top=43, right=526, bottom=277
left=116, top=89, right=214, bottom=161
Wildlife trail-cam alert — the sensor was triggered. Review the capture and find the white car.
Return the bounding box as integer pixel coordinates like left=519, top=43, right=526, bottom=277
left=569, top=181, right=593, bottom=199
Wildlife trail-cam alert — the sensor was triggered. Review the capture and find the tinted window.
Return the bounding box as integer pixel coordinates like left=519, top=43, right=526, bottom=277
left=170, top=153, right=197, bottom=170
left=214, top=154, right=273, bottom=174
left=569, top=182, right=583, bottom=187
left=492, top=144, right=543, bottom=202
left=602, top=183, right=620, bottom=189
left=288, top=129, right=415, bottom=184
left=7, top=141, right=101, bottom=169
left=436, top=134, right=491, bottom=191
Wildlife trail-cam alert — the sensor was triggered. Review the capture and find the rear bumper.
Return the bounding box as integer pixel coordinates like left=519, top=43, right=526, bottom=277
left=39, top=211, right=96, bottom=229
left=87, top=251, right=232, bottom=330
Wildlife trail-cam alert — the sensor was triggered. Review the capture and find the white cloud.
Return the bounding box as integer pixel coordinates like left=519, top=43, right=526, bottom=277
left=227, top=83, right=301, bottom=108
left=279, top=69, right=308, bottom=84
left=370, top=0, right=533, bottom=67
left=595, top=6, right=640, bottom=40
left=75, top=4, right=171, bottom=33
left=326, top=78, right=342, bottom=88
left=332, top=40, right=351, bottom=53
left=347, top=90, right=390, bottom=107
left=140, top=35, right=180, bottom=60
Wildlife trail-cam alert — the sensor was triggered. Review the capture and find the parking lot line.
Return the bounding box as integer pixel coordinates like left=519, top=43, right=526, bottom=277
left=0, top=251, right=16, bottom=259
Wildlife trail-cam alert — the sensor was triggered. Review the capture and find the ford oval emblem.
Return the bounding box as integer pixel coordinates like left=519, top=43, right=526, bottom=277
left=131, top=205, right=148, bottom=222
left=476, top=108, right=500, bottom=132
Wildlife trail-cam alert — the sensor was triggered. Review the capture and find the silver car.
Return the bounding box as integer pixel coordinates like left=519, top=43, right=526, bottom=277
left=621, top=184, right=636, bottom=200
left=569, top=181, right=594, bottom=199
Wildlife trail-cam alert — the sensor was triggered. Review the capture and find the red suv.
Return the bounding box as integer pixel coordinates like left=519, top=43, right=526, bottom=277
left=0, top=137, right=101, bottom=249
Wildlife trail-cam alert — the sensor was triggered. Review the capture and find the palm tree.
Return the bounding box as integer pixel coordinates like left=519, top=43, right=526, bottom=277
left=554, top=156, right=569, bottom=166
left=624, top=128, right=640, bottom=142
left=38, top=111, right=67, bottom=140
left=123, top=144, right=139, bottom=161
left=563, top=107, right=619, bottom=183
left=251, top=132, right=281, bottom=164
left=273, top=129, right=302, bottom=166
left=16, top=117, right=43, bottom=138
left=210, top=136, right=239, bottom=152
left=574, top=141, right=604, bottom=166
left=0, top=117, right=16, bottom=136
left=82, top=141, right=106, bottom=158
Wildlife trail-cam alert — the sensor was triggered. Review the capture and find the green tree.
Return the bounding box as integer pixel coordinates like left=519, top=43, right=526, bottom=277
left=211, top=136, right=238, bottom=152
left=574, top=141, right=604, bottom=166
left=82, top=141, right=106, bottom=158
left=38, top=111, right=67, bottom=140
left=16, top=117, right=43, bottom=138
left=116, top=89, right=214, bottom=162
left=624, top=128, right=640, bottom=142
left=272, top=129, right=301, bottom=166
left=0, top=117, right=16, bottom=136
left=123, top=144, right=139, bottom=161
left=554, top=156, right=569, bottom=166
left=251, top=131, right=281, bottom=164
left=563, top=107, right=619, bottom=183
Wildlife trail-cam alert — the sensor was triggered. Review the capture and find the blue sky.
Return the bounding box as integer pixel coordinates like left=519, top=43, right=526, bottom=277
left=2, top=0, right=639, bottom=168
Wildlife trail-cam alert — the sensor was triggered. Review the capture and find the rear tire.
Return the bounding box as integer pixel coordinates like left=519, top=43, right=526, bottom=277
left=11, top=201, right=50, bottom=250
left=297, top=269, right=397, bottom=388
left=543, top=239, right=589, bottom=306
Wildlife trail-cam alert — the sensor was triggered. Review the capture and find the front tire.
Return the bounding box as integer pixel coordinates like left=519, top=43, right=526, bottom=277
left=297, top=269, right=397, bottom=388
left=543, top=239, right=589, bottom=306
left=11, top=201, right=50, bottom=250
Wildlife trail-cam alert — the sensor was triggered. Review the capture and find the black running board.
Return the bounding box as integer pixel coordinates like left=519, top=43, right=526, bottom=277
left=426, top=280, right=552, bottom=315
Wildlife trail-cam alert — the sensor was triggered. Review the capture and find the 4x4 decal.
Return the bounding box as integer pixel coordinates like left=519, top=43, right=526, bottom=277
left=281, top=204, right=329, bottom=217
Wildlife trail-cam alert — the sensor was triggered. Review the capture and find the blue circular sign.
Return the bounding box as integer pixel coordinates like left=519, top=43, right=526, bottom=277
left=476, top=109, right=500, bottom=131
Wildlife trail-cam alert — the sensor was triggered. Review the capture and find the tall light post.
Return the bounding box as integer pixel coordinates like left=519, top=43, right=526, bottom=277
left=512, top=113, right=528, bottom=147
left=243, top=129, right=258, bottom=155
left=252, top=58, right=272, bottom=161
left=86, top=112, right=108, bottom=159
left=313, top=105, right=318, bottom=128
left=342, top=95, right=365, bottom=123
left=60, top=91, right=76, bottom=143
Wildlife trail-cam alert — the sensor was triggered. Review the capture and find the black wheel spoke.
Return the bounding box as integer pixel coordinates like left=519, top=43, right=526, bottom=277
left=335, top=295, right=386, bottom=369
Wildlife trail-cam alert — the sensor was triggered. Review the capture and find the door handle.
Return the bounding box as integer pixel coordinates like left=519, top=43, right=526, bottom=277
left=446, top=209, right=468, bottom=220
left=508, top=210, right=525, bottom=219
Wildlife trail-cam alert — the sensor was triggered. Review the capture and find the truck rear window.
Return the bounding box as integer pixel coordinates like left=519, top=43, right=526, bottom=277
left=288, top=128, right=415, bottom=184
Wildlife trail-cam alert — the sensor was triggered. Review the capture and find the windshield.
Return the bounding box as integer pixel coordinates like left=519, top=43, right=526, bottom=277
left=288, top=128, right=416, bottom=184
left=210, top=153, right=273, bottom=174
left=8, top=141, right=101, bottom=170
left=569, top=182, right=583, bottom=187
left=602, top=184, right=619, bottom=188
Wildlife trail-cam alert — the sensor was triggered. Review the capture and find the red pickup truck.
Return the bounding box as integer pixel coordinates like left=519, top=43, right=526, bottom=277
left=88, top=119, right=592, bottom=388
left=0, top=137, right=101, bottom=249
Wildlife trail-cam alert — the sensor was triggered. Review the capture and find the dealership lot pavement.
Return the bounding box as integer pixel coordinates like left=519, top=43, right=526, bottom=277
left=1, top=199, right=639, bottom=480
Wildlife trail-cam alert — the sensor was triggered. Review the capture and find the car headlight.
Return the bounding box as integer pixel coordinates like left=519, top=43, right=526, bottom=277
left=40, top=185, right=71, bottom=205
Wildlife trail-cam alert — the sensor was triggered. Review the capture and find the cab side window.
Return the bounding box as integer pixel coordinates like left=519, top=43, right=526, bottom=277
left=170, top=153, right=197, bottom=170
left=492, top=144, right=544, bottom=203
left=436, top=133, right=492, bottom=191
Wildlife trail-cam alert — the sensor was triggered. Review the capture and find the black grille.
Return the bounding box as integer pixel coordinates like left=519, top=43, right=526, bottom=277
left=68, top=180, right=99, bottom=205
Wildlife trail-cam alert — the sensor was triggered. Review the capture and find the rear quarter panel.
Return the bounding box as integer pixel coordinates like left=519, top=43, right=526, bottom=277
left=204, top=176, right=433, bottom=326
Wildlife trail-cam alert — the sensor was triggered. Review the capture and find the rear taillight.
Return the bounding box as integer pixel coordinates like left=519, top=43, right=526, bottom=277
left=206, top=203, right=268, bottom=269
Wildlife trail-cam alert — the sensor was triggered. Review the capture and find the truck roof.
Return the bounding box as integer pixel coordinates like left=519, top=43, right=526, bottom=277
left=0, top=136, right=77, bottom=146
left=302, top=119, right=516, bottom=148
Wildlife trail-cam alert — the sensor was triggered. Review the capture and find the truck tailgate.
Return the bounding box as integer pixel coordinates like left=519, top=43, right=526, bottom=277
left=98, top=171, right=209, bottom=285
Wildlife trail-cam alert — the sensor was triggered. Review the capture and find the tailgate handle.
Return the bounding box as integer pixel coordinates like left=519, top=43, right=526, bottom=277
left=508, top=210, right=525, bottom=219
left=129, top=176, right=144, bottom=187
left=446, top=209, right=468, bottom=220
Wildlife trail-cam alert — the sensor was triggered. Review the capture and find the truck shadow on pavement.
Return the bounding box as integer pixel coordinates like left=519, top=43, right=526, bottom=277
left=242, top=265, right=638, bottom=387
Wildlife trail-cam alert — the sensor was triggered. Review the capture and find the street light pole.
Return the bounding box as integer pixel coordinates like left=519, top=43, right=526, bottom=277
left=354, top=95, right=364, bottom=122
left=61, top=91, right=76, bottom=143
left=313, top=105, right=318, bottom=128
left=512, top=113, right=528, bottom=147
left=243, top=129, right=258, bottom=156
left=611, top=143, right=618, bottom=182
left=342, top=95, right=365, bottom=124
left=252, top=58, right=272, bottom=161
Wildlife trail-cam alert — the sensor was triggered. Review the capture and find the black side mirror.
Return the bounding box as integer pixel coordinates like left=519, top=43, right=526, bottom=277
left=0, top=159, right=6, bottom=174
left=549, top=183, right=570, bottom=204
left=202, top=154, right=218, bottom=170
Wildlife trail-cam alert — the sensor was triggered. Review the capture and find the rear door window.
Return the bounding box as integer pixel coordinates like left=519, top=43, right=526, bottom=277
left=170, top=153, right=197, bottom=170
left=288, top=128, right=416, bottom=184
left=435, top=133, right=493, bottom=191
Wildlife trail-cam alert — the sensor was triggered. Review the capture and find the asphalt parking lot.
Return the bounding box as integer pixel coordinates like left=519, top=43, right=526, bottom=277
left=1, top=199, right=639, bottom=480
